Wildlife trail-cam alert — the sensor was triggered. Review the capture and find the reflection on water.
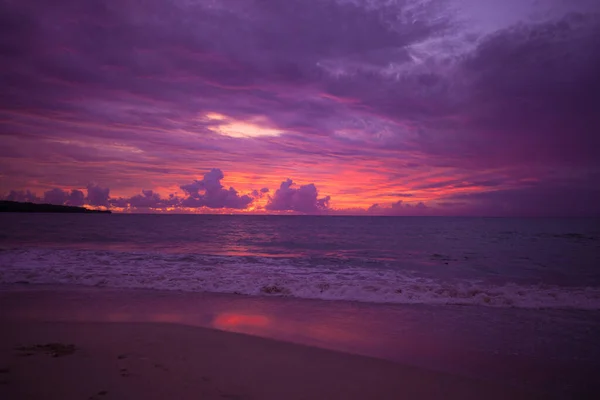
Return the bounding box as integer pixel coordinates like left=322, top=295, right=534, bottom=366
left=213, top=313, right=270, bottom=330
left=0, top=287, right=460, bottom=364
left=4, top=214, right=599, bottom=287
left=212, top=311, right=368, bottom=348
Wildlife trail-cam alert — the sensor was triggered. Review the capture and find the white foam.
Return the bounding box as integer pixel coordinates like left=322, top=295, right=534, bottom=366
left=1, top=248, right=599, bottom=310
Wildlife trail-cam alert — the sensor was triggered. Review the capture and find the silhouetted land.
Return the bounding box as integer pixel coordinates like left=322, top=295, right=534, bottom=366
left=0, top=201, right=111, bottom=214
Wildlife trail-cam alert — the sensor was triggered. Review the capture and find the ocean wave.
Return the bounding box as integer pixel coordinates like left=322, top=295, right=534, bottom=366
left=1, top=248, right=599, bottom=310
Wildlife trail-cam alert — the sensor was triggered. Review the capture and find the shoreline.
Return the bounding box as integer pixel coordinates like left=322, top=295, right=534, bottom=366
left=2, top=265, right=599, bottom=310
left=3, top=281, right=600, bottom=312
left=0, top=319, right=544, bottom=400
left=2, top=285, right=600, bottom=398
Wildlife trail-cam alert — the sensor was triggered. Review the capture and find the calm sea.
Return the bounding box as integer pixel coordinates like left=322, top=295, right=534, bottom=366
left=1, top=214, right=599, bottom=309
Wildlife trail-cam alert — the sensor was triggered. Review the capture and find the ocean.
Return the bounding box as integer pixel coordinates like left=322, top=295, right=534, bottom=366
left=1, top=214, right=599, bottom=309
left=2, top=213, right=600, bottom=396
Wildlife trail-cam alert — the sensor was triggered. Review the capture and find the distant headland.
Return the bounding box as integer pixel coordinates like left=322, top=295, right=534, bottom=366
left=0, top=200, right=111, bottom=214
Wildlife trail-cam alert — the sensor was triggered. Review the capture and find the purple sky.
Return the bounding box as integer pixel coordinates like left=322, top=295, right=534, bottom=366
left=1, top=0, right=599, bottom=215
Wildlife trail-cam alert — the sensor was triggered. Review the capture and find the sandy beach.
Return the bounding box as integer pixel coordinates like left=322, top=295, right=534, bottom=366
left=0, top=317, right=547, bottom=400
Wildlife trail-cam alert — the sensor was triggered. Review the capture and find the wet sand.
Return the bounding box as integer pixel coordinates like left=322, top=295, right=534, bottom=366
left=0, top=319, right=546, bottom=400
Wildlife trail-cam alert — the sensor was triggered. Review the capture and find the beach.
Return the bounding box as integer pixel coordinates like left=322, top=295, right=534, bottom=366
left=2, top=287, right=598, bottom=399
left=0, top=293, right=545, bottom=400
left=1, top=215, right=599, bottom=398
left=1, top=320, right=544, bottom=400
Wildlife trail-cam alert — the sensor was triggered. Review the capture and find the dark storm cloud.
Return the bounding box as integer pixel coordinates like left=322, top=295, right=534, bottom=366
left=266, top=179, right=331, bottom=213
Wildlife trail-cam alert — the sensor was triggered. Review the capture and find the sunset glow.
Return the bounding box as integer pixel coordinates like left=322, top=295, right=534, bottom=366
left=1, top=0, right=599, bottom=216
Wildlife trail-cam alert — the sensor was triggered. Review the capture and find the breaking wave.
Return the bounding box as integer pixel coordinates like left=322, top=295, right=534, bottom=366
left=1, top=248, right=599, bottom=310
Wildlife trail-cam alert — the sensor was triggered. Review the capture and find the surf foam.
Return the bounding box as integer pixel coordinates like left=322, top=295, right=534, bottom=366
left=1, top=248, right=599, bottom=310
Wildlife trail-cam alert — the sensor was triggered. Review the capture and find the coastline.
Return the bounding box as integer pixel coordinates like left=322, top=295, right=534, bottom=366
left=0, top=201, right=111, bottom=213
left=2, top=285, right=600, bottom=398
left=0, top=319, right=541, bottom=400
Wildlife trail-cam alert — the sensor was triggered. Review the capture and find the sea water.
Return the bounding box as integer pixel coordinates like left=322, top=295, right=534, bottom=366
left=1, top=214, right=599, bottom=309
left=1, top=214, right=600, bottom=396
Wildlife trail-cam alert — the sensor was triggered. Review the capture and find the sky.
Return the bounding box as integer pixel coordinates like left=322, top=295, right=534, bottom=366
left=1, top=0, right=599, bottom=216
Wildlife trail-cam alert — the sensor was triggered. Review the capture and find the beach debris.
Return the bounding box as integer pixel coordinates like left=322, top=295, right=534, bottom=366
left=15, top=343, right=77, bottom=357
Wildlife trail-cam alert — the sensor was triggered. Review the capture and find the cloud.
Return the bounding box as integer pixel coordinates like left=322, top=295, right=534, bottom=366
left=3, top=187, right=85, bottom=207
left=409, top=12, right=600, bottom=169
left=441, top=177, right=600, bottom=217
left=67, top=189, right=86, bottom=206
left=42, top=188, right=85, bottom=206
left=3, top=190, right=40, bottom=203
left=1, top=1, right=599, bottom=216
left=266, top=179, right=331, bottom=213
left=3, top=170, right=329, bottom=212
left=180, top=168, right=252, bottom=209
left=43, top=188, right=68, bottom=205
left=86, top=183, right=110, bottom=207
left=0, top=0, right=450, bottom=118
left=251, top=187, right=271, bottom=198
left=368, top=200, right=429, bottom=215
left=109, top=189, right=180, bottom=209
left=414, top=178, right=504, bottom=190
